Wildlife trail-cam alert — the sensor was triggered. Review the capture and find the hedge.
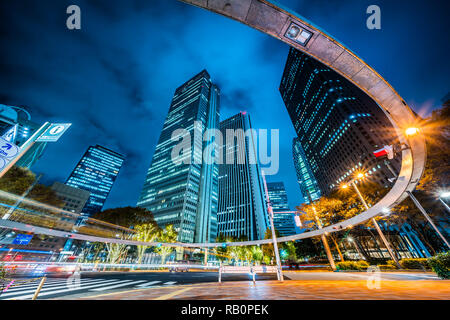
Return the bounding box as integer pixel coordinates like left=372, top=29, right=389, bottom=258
left=399, top=258, right=430, bottom=270
left=428, top=252, right=450, bottom=279
left=377, top=264, right=397, bottom=270
left=336, top=260, right=369, bottom=271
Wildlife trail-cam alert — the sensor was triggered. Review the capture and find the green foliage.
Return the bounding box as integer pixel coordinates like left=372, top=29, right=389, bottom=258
left=0, top=264, right=8, bottom=280
left=428, top=251, right=450, bottom=279
left=155, top=224, right=178, bottom=264
left=399, top=258, right=430, bottom=270
left=92, top=206, right=157, bottom=228
left=336, top=260, right=369, bottom=271
left=377, top=264, right=397, bottom=270
left=0, top=166, right=35, bottom=194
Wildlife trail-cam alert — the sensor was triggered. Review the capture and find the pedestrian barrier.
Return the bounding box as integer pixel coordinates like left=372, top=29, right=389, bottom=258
left=218, top=265, right=279, bottom=283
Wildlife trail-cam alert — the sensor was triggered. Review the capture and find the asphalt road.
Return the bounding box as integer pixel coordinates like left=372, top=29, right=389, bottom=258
left=0, top=271, right=278, bottom=300
left=1, top=271, right=441, bottom=300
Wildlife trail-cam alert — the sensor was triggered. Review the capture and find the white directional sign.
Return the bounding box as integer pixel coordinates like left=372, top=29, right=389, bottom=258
left=0, top=158, right=6, bottom=171
left=0, top=137, right=20, bottom=159
left=36, top=123, right=72, bottom=142
left=2, top=124, right=18, bottom=143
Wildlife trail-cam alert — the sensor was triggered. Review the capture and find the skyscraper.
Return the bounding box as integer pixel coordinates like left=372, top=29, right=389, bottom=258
left=217, top=112, right=269, bottom=241
left=66, top=145, right=124, bottom=217
left=267, top=182, right=296, bottom=237
left=292, top=137, right=321, bottom=204
left=0, top=104, right=47, bottom=169
left=137, top=70, right=220, bottom=243
left=280, top=48, right=401, bottom=195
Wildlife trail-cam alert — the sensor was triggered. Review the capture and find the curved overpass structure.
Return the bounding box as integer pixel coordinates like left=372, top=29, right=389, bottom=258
left=0, top=1, right=426, bottom=249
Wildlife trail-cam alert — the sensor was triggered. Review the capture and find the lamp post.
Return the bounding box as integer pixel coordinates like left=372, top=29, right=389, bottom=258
left=383, top=160, right=450, bottom=249
left=300, top=182, right=336, bottom=271
left=262, top=170, right=283, bottom=281
left=342, top=174, right=401, bottom=268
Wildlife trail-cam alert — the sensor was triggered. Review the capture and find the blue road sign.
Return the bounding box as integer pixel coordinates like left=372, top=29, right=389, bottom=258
left=0, top=137, right=19, bottom=159
left=12, top=234, right=33, bottom=245
left=37, top=123, right=72, bottom=142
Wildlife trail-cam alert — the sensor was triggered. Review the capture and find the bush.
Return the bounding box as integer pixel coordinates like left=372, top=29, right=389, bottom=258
left=386, top=260, right=398, bottom=269
left=399, top=258, right=430, bottom=270
left=428, top=252, right=450, bottom=279
left=336, top=260, right=369, bottom=271
left=378, top=264, right=397, bottom=270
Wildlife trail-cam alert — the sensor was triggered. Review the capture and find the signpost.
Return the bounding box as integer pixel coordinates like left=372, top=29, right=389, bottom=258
left=0, top=122, right=72, bottom=179
left=36, top=123, right=72, bottom=142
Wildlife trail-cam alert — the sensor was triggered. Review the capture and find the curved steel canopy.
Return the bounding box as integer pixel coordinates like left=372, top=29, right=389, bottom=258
left=0, top=0, right=426, bottom=249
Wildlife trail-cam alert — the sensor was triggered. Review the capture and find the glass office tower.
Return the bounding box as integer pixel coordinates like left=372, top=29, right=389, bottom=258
left=267, top=182, right=296, bottom=237
left=137, top=70, right=220, bottom=243
left=292, top=137, right=321, bottom=204
left=280, top=48, right=401, bottom=195
left=66, top=145, right=124, bottom=217
left=217, top=112, right=268, bottom=241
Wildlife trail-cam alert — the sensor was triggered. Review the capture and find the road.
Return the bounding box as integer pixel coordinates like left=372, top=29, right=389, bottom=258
left=0, top=271, right=443, bottom=300
left=0, top=271, right=277, bottom=300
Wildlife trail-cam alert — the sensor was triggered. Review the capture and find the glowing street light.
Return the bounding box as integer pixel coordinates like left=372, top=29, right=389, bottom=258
left=405, top=127, right=419, bottom=136
left=439, top=191, right=450, bottom=214
left=440, top=191, right=450, bottom=199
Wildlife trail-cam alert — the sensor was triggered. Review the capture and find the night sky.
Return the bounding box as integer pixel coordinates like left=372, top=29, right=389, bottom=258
left=0, top=0, right=448, bottom=211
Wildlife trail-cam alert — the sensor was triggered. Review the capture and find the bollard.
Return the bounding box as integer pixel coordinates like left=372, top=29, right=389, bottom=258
left=32, top=277, right=46, bottom=300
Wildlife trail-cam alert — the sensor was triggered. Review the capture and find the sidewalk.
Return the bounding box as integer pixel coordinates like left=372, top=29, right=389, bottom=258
left=73, top=278, right=450, bottom=300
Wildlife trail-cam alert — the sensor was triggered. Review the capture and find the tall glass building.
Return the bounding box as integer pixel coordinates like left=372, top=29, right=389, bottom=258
left=292, top=137, right=321, bottom=204
left=280, top=48, right=401, bottom=195
left=217, top=112, right=268, bottom=241
left=137, top=70, right=220, bottom=243
left=66, top=145, right=124, bottom=217
left=267, top=182, right=296, bottom=237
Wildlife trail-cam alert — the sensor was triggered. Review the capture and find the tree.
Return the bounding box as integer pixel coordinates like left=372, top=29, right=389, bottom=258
left=155, top=224, right=178, bottom=264
left=91, top=206, right=157, bottom=229
left=134, top=223, right=160, bottom=264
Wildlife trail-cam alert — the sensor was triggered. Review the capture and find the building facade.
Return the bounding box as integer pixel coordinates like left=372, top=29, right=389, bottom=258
left=217, top=112, right=269, bottom=241
left=267, top=182, right=296, bottom=237
left=0, top=104, right=48, bottom=169
left=66, top=145, right=124, bottom=217
left=51, top=182, right=90, bottom=214
left=280, top=48, right=401, bottom=195
left=137, top=70, right=220, bottom=243
left=292, top=137, right=321, bottom=204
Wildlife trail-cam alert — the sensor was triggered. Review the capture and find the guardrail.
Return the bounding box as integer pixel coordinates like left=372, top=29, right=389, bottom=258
left=218, top=265, right=279, bottom=283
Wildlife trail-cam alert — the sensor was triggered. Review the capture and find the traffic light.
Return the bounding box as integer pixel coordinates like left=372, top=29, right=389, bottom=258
left=222, top=243, right=227, bottom=249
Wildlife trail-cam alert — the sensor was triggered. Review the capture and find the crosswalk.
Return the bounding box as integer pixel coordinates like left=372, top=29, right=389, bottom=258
left=0, top=278, right=177, bottom=300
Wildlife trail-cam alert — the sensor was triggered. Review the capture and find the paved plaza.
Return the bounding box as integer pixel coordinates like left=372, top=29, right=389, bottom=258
left=49, top=272, right=450, bottom=300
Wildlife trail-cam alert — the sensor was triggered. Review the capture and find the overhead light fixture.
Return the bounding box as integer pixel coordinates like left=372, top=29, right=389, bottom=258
left=285, top=22, right=313, bottom=46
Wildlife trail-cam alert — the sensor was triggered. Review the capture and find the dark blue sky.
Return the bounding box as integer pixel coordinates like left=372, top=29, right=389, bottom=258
left=0, top=0, right=448, bottom=211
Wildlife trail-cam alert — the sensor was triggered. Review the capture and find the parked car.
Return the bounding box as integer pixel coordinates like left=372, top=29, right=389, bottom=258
left=168, top=260, right=190, bottom=272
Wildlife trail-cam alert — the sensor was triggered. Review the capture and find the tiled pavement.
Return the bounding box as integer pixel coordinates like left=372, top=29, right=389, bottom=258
left=77, top=279, right=450, bottom=300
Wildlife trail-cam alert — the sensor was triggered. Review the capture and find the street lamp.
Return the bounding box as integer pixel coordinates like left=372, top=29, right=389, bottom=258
left=439, top=191, right=450, bottom=214
left=342, top=172, right=401, bottom=268
left=405, top=127, right=419, bottom=136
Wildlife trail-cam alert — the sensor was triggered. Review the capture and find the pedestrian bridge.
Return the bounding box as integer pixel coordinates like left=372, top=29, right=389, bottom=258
left=0, top=0, right=426, bottom=248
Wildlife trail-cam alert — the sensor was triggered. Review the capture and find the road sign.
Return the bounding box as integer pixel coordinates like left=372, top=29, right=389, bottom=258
left=12, top=234, right=33, bottom=245
left=36, top=123, right=72, bottom=142
left=0, top=137, right=20, bottom=159
left=2, top=124, right=18, bottom=143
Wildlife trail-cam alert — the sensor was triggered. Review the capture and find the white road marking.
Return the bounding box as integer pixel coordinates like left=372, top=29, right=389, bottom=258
left=89, top=280, right=147, bottom=291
